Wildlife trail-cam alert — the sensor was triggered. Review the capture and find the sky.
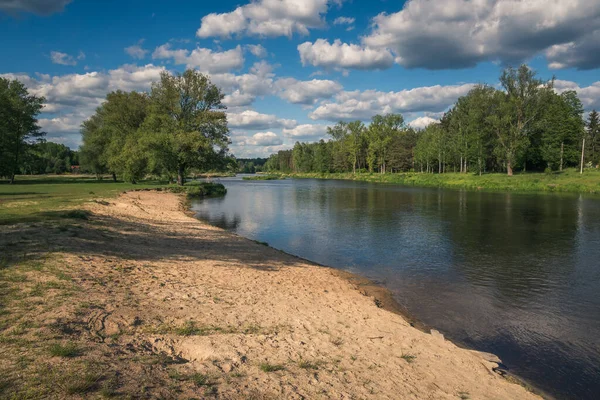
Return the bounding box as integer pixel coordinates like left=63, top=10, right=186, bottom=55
left=1, top=0, right=599, bottom=158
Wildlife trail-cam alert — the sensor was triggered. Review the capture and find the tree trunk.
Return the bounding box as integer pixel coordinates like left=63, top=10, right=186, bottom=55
left=177, top=165, right=186, bottom=186
left=560, top=142, right=564, bottom=172
left=580, top=138, right=586, bottom=174
left=112, top=172, right=117, bottom=182
left=507, top=160, right=513, bottom=176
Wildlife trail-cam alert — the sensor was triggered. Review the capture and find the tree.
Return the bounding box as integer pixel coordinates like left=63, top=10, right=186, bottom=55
left=347, top=121, right=365, bottom=174
left=367, top=114, right=404, bottom=173
left=143, top=70, right=230, bottom=185
left=498, top=65, right=546, bottom=175
left=0, top=78, right=45, bottom=183
left=587, top=110, right=600, bottom=167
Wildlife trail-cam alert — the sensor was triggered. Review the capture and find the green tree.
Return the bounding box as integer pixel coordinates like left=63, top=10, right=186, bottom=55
left=0, top=78, right=45, bottom=183
left=143, top=69, right=230, bottom=185
left=498, top=65, right=546, bottom=175
left=587, top=110, right=600, bottom=167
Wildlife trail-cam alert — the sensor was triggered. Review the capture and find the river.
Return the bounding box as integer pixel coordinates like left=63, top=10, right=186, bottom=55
left=190, top=175, right=600, bottom=399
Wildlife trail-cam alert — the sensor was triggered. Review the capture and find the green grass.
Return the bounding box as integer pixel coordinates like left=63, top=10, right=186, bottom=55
left=49, top=342, right=82, bottom=358
left=0, top=175, right=166, bottom=225
left=259, top=363, right=285, bottom=372
left=242, top=175, right=284, bottom=181
left=276, top=168, right=600, bottom=194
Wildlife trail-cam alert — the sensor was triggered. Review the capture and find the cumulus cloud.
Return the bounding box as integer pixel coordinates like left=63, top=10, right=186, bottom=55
left=197, top=0, right=331, bottom=38
left=0, top=0, right=72, bottom=15
left=240, top=131, right=284, bottom=146
left=275, top=78, right=342, bottom=104
left=408, top=116, right=439, bottom=130
left=554, top=80, right=600, bottom=111
left=152, top=44, right=244, bottom=73
left=228, top=110, right=296, bottom=130
left=298, top=39, right=394, bottom=71
left=0, top=64, right=165, bottom=146
left=309, top=83, right=474, bottom=121
left=362, top=0, right=600, bottom=70
left=210, top=61, right=276, bottom=107
left=246, top=44, right=268, bottom=58
left=50, top=51, right=84, bottom=66
left=125, top=41, right=149, bottom=59
left=282, top=123, right=329, bottom=139
left=333, top=16, right=354, bottom=30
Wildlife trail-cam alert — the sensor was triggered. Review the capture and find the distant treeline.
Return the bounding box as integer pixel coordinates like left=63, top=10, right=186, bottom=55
left=265, top=65, right=600, bottom=176
left=237, top=158, right=268, bottom=173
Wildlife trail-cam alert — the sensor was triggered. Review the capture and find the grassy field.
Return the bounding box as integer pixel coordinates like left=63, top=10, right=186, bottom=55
left=273, top=168, right=600, bottom=194
left=0, top=175, right=167, bottom=225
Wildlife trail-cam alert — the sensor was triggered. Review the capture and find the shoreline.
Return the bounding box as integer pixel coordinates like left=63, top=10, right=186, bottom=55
left=188, top=201, right=551, bottom=400
left=0, top=190, right=543, bottom=398
left=266, top=171, right=600, bottom=195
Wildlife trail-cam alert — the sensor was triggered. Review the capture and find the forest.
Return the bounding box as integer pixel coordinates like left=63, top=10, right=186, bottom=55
left=1, top=69, right=232, bottom=185
left=265, top=65, right=600, bottom=176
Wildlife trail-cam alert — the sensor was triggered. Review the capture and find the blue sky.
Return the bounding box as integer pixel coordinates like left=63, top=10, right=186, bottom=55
left=1, top=0, right=599, bottom=157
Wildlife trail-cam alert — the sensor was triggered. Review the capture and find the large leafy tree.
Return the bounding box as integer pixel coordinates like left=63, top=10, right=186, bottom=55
left=143, top=69, right=230, bottom=185
left=80, top=90, right=150, bottom=181
left=587, top=110, right=600, bottom=167
left=0, top=78, right=45, bottom=183
left=497, top=65, right=546, bottom=175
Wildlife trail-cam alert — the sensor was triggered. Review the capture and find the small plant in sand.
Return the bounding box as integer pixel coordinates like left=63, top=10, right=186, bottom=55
left=401, top=353, right=417, bottom=363
left=259, top=363, right=285, bottom=372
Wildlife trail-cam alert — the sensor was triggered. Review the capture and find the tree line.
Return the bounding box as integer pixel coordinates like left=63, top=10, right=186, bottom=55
left=266, top=65, right=600, bottom=176
left=80, top=69, right=231, bottom=185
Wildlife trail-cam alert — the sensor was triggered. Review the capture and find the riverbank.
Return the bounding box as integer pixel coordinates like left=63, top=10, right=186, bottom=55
left=271, top=169, right=600, bottom=194
left=0, top=191, right=540, bottom=399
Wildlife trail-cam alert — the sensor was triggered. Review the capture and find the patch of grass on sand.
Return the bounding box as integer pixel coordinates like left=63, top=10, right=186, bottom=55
left=401, top=353, right=417, bottom=363
left=0, top=175, right=166, bottom=225
left=278, top=168, right=600, bottom=194
left=259, top=363, right=285, bottom=372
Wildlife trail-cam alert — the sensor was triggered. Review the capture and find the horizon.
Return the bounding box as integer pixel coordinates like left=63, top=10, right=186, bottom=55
left=1, top=0, right=599, bottom=158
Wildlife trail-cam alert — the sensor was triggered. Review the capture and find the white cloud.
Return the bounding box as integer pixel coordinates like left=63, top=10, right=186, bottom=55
left=152, top=44, right=244, bottom=73
left=298, top=39, right=394, bottom=71
left=275, top=78, right=342, bottom=104
left=1, top=64, right=166, bottom=146
left=554, top=80, right=600, bottom=111
left=50, top=51, right=84, bottom=66
left=125, top=40, right=149, bottom=59
left=309, top=83, right=474, bottom=121
left=408, top=116, right=439, bottom=130
left=333, top=16, right=354, bottom=25
left=282, top=123, right=329, bottom=139
left=362, top=0, right=600, bottom=70
left=197, top=0, right=331, bottom=38
left=209, top=61, right=276, bottom=107
left=0, top=0, right=72, bottom=15
left=241, top=131, right=284, bottom=146
left=246, top=44, right=268, bottom=58
left=227, top=110, right=296, bottom=130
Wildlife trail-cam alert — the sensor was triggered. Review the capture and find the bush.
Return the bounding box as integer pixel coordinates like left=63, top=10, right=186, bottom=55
left=166, top=182, right=227, bottom=198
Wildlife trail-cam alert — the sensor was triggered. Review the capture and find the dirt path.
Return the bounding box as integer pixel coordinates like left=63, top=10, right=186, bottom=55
left=0, top=191, right=540, bottom=399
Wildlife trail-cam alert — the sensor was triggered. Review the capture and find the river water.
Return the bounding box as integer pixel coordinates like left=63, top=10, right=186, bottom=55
left=190, top=175, right=600, bottom=399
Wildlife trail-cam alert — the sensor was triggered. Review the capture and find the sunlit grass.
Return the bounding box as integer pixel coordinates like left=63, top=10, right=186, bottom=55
left=277, top=168, right=600, bottom=194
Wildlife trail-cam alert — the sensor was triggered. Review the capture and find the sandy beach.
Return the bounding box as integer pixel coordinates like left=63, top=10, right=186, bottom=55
left=0, top=191, right=541, bottom=399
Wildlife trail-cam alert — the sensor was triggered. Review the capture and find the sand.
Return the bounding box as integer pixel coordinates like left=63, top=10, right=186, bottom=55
left=1, top=191, right=541, bottom=399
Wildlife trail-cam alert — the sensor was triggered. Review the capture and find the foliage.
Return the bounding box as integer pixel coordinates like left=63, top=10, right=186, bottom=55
left=80, top=69, right=231, bottom=185
left=266, top=65, right=589, bottom=177
left=0, top=77, right=45, bottom=183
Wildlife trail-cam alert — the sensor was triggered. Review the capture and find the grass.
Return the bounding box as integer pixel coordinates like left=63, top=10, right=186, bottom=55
left=49, top=342, right=82, bottom=357
left=0, top=174, right=166, bottom=225
left=401, top=353, right=417, bottom=363
left=0, top=175, right=228, bottom=225
left=259, top=363, right=285, bottom=372
left=242, top=175, right=284, bottom=181
left=274, top=168, right=600, bottom=194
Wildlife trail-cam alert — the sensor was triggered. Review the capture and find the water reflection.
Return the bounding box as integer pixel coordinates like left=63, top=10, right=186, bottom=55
left=191, top=177, right=600, bottom=399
